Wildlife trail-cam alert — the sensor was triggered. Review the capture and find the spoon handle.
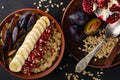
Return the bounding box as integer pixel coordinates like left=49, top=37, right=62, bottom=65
left=75, top=37, right=106, bottom=73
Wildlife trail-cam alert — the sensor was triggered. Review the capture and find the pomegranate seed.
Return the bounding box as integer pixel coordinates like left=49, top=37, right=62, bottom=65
left=44, top=46, right=48, bottom=50
left=34, top=45, right=38, bottom=49
left=31, top=55, right=35, bottom=60
left=32, top=60, right=35, bottom=64
left=33, top=63, right=40, bottom=68
left=45, top=29, right=51, bottom=34
left=27, top=69, right=31, bottom=76
left=39, top=39, right=44, bottom=43
left=27, top=57, right=31, bottom=62
left=106, top=13, right=120, bottom=23
left=51, top=48, right=55, bottom=52
left=30, top=63, right=33, bottom=67
left=52, top=21, right=55, bottom=24
left=49, top=26, right=52, bottom=30
left=109, top=4, right=120, bottom=12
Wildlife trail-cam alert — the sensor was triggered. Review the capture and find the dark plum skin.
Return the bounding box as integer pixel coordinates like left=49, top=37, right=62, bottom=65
left=9, top=15, right=19, bottom=34
left=18, top=11, right=32, bottom=29
left=69, top=25, right=84, bottom=43
left=69, top=11, right=89, bottom=26
left=4, top=29, right=12, bottom=48
left=27, top=14, right=37, bottom=31
left=12, top=26, right=19, bottom=44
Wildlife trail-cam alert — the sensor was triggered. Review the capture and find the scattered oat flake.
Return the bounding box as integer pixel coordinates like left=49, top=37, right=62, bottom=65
left=100, top=72, right=103, bottom=74
left=37, top=6, right=40, bottom=9
left=65, top=73, right=68, bottom=76
left=94, top=58, right=97, bottom=61
left=65, top=73, right=79, bottom=80
left=40, top=0, right=45, bottom=2
left=97, top=72, right=100, bottom=75
left=49, top=0, right=52, bottom=4
left=54, top=3, right=57, bottom=6
left=59, top=67, right=62, bottom=70
left=45, top=8, right=49, bottom=13
left=51, top=4, right=54, bottom=8
left=62, top=8, right=66, bottom=11
left=39, top=4, right=42, bottom=7
left=1, top=6, right=4, bottom=9
left=73, top=75, right=79, bottom=80
left=60, top=2, right=64, bottom=5
left=97, top=74, right=101, bottom=77
left=33, top=2, right=37, bottom=5
left=69, top=54, right=71, bottom=57
left=66, top=64, right=69, bottom=67
left=78, top=47, right=81, bottom=50
left=56, top=4, right=59, bottom=8
left=39, top=1, right=41, bottom=4
left=44, top=5, right=49, bottom=8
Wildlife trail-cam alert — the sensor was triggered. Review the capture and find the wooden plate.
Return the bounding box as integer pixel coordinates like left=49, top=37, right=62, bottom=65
left=61, top=0, right=120, bottom=68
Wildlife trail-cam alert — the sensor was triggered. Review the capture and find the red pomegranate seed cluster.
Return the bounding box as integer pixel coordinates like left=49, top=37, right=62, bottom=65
left=109, top=4, right=120, bottom=12
left=106, top=13, right=120, bottom=24
left=96, top=0, right=110, bottom=8
left=22, top=26, right=53, bottom=75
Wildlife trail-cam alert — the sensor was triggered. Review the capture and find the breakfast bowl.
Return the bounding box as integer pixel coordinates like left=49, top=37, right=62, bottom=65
left=0, top=8, right=65, bottom=79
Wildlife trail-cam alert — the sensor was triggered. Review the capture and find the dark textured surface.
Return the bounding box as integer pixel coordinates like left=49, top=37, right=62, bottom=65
left=0, top=0, right=120, bottom=80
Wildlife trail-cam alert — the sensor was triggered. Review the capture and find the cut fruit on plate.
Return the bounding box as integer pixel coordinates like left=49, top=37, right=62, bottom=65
left=82, top=0, right=120, bottom=23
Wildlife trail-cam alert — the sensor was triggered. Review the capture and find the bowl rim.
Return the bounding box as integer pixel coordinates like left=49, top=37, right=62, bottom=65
left=0, top=8, right=65, bottom=79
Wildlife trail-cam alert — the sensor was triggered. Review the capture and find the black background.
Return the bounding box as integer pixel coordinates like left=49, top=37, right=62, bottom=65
left=0, top=0, right=120, bottom=80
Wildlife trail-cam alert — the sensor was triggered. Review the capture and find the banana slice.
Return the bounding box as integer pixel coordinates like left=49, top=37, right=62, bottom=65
left=28, top=31, right=38, bottom=42
left=23, top=39, right=34, bottom=51
left=9, top=59, right=22, bottom=72
left=20, top=44, right=31, bottom=54
left=13, top=54, right=25, bottom=65
left=16, top=47, right=29, bottom=59
left=40, top=16, right=50, bottom=27
left=37, top=19, right=46, bottom=30
left=34, top=23, right=44, bottom=33
left=32, top=28, right=41, bottom=38
left=25, top=35, right=36, bottom=45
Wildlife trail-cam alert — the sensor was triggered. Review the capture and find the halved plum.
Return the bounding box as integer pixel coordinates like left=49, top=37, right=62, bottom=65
left=84, top=18, right=101, bottom=35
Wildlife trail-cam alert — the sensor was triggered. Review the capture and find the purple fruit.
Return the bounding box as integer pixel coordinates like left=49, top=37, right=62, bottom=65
left=27, top=14, right=37, bottom=31
left=12, top=27, right=18, bottom=44
left=69, top=25, right=78, bottom=35
left=18, top=11, right=32, bottom=29
left=69, top=25, right=84, bottom=43
left=69, top=11, right=89, bottom=25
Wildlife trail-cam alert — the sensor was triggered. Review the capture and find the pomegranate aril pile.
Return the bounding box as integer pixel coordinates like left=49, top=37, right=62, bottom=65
left=106, top=13, right=120, bottom=23
left=109, top=4, right=120, bottom=12
left=22, top=26, right=53, bottom=75
left=82, top=0, right=94, bottom=14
